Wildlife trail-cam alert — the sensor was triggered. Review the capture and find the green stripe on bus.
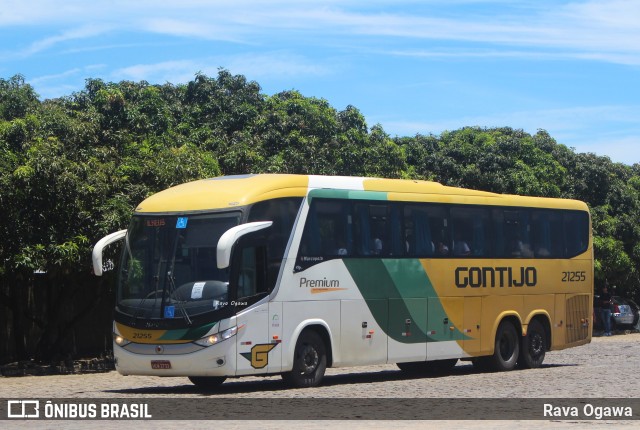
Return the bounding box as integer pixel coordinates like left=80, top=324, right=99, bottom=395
left=308, top=189, right=388, bottom=201
left=344, top=259, right=469, bottom=343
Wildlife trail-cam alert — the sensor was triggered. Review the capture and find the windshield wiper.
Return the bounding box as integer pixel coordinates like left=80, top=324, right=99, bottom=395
left=166, top=271, right=192, bottom=326
left=162, top=229, right=193, bottom=325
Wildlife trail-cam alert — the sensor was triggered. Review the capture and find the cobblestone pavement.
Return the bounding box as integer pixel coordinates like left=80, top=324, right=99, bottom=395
left=2, top=333, right=639, bottom=429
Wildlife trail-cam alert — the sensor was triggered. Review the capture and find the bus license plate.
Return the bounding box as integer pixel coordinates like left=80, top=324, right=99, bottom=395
left=151, top=360, right=172, bottom=369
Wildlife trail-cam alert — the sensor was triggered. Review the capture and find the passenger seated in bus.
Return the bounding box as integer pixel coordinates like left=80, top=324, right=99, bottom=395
left=453, top=232, right=471, bottom=256
left=405, top=237, right=436, bottom=256
left=334, top=238, right=348, bottom=256
left=535, top=246, right=551, bottom=257
left=373, top=237, right=383, bottom=255
left=436, top=241, right=449, bottom=255
left=510, top=236, right=534, bottom=257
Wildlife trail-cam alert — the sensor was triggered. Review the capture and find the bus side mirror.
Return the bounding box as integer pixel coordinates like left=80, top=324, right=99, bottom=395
left=92, top=229, right=127, bottom=276
left=217, top=221, right=272, bottom=270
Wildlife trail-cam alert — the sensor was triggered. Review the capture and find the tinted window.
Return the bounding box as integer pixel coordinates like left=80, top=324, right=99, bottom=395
left=248, top=197, right=302, bottom=288
left=493, top=209, right=533, bottom=258
left=404, top=204, right=449, bottom=257
left=451, top=207, right=490, bottom=257
left=295, top=197, right=590, bottom=271
left=299, top=199, right=352, bottom=259
left=564, top=211, right=589, bottom=257
left=531, top=210, right=563, bottom=258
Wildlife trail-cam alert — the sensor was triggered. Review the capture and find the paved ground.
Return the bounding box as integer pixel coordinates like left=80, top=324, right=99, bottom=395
left=2, top=333, right=639, bottom=429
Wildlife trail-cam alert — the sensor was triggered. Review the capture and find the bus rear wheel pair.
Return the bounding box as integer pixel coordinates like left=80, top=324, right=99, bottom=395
left=473, top=319, right=547, bottom=371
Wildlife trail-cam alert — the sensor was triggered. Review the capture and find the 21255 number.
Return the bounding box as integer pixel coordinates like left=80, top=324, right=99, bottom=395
left=562, top=271, right=586, bottom=282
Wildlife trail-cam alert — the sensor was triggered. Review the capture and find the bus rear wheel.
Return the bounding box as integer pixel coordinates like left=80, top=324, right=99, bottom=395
left=188, top=376, right=226, bottom=389
left=488, top=320, right=519, bottom=371
left=519, top=319, right=546, bottom=369
left=282, top=330, right=327, bottom=388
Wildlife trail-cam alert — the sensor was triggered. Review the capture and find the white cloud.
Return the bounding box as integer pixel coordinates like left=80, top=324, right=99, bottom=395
left=21, top=25, right=113, bottom=56
left=4, top=1, right=640, bottom=64
left=30, top=64, right=106, bottom=85
left=111, top=52, right=330, bottom=85
left=140, top=19, right=248, bottom=43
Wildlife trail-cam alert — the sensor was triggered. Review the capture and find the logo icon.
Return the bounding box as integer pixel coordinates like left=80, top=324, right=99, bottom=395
left=7, top=400, right=40, bottom=418
left=240, top=344, right=278, bottom=369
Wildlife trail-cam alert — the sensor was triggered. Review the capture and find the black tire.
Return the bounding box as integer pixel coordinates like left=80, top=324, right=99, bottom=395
left=519, top=319, right=546, bottom=369
left=188, top=376, right=226, bottom=389
left=488, top=320, right=520, bottom=371
left=282, top=330, right=327, bottom=388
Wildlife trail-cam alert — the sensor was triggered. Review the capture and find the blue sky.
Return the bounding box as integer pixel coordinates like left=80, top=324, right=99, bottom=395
left=1, top=0, right=639, bottom=164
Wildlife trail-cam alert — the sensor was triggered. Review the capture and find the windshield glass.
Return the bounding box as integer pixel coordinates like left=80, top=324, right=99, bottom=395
left=117, top=212, right=240, bottom=320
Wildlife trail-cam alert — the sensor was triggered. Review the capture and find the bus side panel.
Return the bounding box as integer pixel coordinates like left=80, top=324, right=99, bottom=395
left=427, top=297, right=466, bottom=360
left=522, top=294, right=554, bottom=332
left=462, top=297, right=482, bottom=356
left=388, top=298, right=427, bottom=363
left=553, top=294, right=567, bottom=348
left=480, top=295, right=524, bottom=355
left=340, top=299, right=388, bottom=366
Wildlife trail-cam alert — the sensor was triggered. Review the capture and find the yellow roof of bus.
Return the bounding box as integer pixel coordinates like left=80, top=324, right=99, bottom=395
left=134, top=174, right=588, bottom=214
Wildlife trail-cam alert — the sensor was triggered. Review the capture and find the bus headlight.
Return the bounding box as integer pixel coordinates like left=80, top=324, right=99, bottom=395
left=113, top=333, right=131, bottom=347
left=194, top=326, right=238, bottom=347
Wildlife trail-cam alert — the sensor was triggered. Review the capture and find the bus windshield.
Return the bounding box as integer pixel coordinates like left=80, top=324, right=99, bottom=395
left=117, top=212, right=240, bottom=321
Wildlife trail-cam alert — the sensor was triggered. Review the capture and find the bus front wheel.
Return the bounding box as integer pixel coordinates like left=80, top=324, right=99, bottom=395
left=488, top=320, right=519, bottom=371
left=282, top=330, right=327, bottom=388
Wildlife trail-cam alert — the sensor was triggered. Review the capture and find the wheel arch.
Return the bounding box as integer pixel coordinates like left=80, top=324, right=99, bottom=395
left=489, top=312, right=523, bottom=355
left=287, top=320, right=334, bottom=369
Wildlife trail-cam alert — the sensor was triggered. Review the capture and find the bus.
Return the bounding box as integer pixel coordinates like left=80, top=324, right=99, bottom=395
left=92, top=174, right=593, bottom=388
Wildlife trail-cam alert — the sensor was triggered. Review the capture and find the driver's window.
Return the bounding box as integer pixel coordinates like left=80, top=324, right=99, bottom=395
left=238, top=247, right=257, bottom=298
left=235, top=244, right=267, bottom=304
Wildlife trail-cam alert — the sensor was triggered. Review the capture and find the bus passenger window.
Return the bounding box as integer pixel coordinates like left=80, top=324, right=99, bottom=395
left=297, top=199, right=352, bottom=271
left=404, top=204, right=448, bottom=257
left=354, top=203, right=395, bottom=257
left=531, top=210, right=563, bottom=258
left=451, top=207, right=490, bottom=257
left=564, top=211, right=589, bottom=257
left=494, top=209, right=532, bottom=258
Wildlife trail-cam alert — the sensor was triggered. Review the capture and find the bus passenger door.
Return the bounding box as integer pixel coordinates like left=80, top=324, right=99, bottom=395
left=232, top=243, right=273, bottom=376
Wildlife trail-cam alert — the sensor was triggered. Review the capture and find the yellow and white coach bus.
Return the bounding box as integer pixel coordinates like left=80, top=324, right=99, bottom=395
left=92, top=174, right=592, bottom=388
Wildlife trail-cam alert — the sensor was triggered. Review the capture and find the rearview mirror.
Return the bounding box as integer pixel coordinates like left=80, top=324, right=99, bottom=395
left=217, top=221, right=272, bottom=269
left=92, top=229, right=127, bottom=276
